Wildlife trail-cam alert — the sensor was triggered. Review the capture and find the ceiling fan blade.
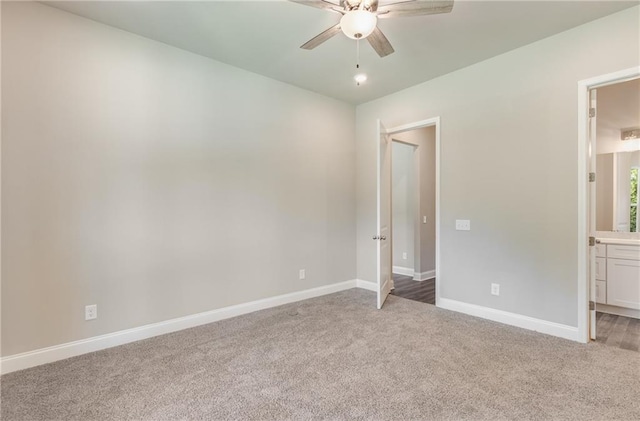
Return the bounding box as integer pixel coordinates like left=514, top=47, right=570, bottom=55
left=290, top=0, right=343, bottom=13
left=377, top=0, right=453, bottom=18
left=301, top=23, right=342, bottom=50
left=367, top=27, right=394, bottom=57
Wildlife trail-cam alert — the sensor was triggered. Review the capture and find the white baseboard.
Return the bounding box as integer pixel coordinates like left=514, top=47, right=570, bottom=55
left=437, top=298, right=579, bottom=342
left=7, top=280, right=579, bottom=375
left=597, top=303, right=640, bottom=319
left=356, top=279, right=377, bottom=291
left=392, top=266, right=414, bottom=277
left=1, top=279, right=358, bottom=375
left=413, top=270, right=435, bottom=281
left=392, top=266, right=435, bottom=281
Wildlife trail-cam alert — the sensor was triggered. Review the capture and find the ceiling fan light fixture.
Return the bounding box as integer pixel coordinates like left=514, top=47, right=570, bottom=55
left=621, top=128, right=640, bottom=140
left=340, top=10, right=377, bottom=40
left=354, top=73, right=368, bottom=85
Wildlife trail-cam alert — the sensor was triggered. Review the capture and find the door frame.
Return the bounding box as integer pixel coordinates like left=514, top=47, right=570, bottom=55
left=384, top=117, right=441, bottom=306
left=577, top=66, right=640, bottom=343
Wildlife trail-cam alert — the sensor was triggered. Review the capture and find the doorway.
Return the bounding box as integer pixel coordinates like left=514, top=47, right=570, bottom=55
left=375, top=117, right=440, bottom=309
left=578, top=66, right=640, bottom=345
left=389, top=128, right=436, bottom=305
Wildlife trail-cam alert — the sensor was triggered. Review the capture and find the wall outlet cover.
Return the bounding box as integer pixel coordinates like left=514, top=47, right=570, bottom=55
left=455, top=219, right=471, bottom=231
left=491, top=283, right=500, bottom=296
left=299, top=269, right=306, bottom=280
left=85, top=304, right=97, bottom=321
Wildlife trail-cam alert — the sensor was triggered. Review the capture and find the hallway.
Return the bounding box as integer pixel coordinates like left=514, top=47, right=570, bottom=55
left=390, top=273, right=435, bottom=305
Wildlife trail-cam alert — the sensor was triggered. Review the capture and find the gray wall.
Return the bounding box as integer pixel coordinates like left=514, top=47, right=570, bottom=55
left=391, top=142, right=416, bottom=270
left=418, top=128, right=437, bottom=277
left=1, top=2, right=356, bottom=356
left=356, top=6, right=640, bottom=327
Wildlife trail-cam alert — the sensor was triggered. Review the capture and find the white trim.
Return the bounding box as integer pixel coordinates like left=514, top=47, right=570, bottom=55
left=577, top=67, right=640, bottom=344
left=387, top=118, right=438, bottom=136
left=356, top=279, right=378, bottom=291
left=438, top=298, right=579, bottom=342
left=1, top=280, right=359, bottom=375
left=390, top=266, right=435, bottom=281
left=386, top=117, right=441, bottom=307
left=392, top=265, right=414, bottom=277
left=414, top=270, right=436, bottom=281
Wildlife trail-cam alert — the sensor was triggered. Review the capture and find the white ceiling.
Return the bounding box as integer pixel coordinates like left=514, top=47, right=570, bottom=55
left=45, top=0, right=638, bottom=104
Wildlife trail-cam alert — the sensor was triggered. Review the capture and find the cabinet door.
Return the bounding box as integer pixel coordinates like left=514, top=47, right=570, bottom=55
left=607, top=258, right=640, bottom=310
left=596, top=257, right=606, bottom=281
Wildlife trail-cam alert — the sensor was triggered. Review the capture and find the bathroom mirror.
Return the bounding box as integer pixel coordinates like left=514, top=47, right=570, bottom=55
left=596, top=150, right=640, bottom=232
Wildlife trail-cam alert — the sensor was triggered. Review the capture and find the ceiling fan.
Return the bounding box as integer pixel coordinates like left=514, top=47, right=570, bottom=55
left=291, top=0, right=454, bottom=57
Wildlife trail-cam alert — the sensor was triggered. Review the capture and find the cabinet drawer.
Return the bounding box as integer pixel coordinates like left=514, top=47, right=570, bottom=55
left=596, top=257, right=606, bottom=281
left=607, top=245, right=640, bottom=261
left=607, top=258, right=640, bottom=310
left=596, top=244, right=607, bottom=258
left=596, top=280, right=607, bottom=304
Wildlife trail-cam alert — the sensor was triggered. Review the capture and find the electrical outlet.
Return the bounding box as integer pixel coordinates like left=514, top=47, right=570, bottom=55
left=402, top=252, right=407, bottom=260
left=299, top=269, right=306, bottom=280
left=491, top=283, right=500, bottom=296
left=85, top=304, right=97, bottom=321
left=423, top=216, right=427, bottom=224
left=455, top=219, right=471, bottom=231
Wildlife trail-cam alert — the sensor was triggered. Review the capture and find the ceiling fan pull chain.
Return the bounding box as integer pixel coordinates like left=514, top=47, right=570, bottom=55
left=356, top=38, right=360, bottom=69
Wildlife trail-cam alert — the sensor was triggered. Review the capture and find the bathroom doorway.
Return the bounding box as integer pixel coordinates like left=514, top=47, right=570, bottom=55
left=578, top=67, right=640, bottom=347
left=591, top=78, right=640, bottom=350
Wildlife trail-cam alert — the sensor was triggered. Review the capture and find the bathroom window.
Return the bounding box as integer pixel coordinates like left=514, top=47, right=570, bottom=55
left=631, top=168, right=638, bottom=232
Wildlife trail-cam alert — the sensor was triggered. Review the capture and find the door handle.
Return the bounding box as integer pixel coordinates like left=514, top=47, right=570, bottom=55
left=373, top=235, right=379, bottom=240
left=372, top=235, right=387, bottom=241
left=380, top=236, right=386, bottom=240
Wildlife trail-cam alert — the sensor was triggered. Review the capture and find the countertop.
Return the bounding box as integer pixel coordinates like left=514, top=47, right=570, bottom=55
left=596, top=238, right=640, bottom=246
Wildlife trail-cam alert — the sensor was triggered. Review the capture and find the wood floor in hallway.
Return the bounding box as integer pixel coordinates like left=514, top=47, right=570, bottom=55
left=596, top=311, right=640, bottom=352
left=390, top=277, right=639, bottom=353
left=391, top=273, right=435, bottom=305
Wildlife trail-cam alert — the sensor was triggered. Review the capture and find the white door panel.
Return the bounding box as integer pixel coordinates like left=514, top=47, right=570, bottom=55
left=377, top=120, right=392, bottom=309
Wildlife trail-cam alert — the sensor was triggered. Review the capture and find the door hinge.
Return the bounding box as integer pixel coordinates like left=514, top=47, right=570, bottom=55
left=589, top=236, right=596, bottom=246
left=589, top=301, right=595, bottom=311
left=589, top=108, right=596, bottom=118
left=589, top=172, right=596, bottom=182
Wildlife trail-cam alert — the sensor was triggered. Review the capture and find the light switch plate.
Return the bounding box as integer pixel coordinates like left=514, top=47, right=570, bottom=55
left=455, top=219, right=471, bottom=231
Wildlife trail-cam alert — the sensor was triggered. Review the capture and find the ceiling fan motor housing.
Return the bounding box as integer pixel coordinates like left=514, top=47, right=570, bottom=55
left=344, top=0, right=377, bottom=12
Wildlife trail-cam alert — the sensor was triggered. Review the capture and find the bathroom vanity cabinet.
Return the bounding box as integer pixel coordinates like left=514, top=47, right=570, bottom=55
left=595, top=242, right=640, bottom=315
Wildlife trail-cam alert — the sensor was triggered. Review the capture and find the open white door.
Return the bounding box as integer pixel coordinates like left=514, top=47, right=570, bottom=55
left=376, top=119, right=392, bottom=309
left=588, top=89, right=597, bottom=340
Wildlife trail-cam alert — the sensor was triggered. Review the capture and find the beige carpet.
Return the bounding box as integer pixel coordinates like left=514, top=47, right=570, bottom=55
left=2, top=289, right=639, bottom=420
